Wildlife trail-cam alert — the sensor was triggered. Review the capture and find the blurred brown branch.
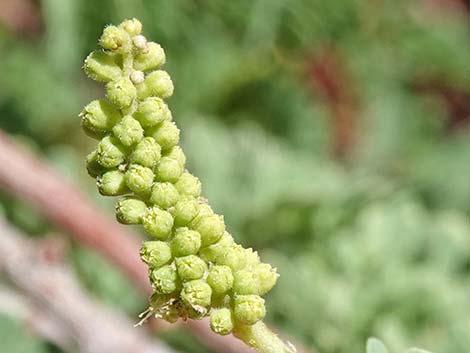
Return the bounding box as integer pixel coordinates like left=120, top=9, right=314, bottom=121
left=0, top=130, right=312, bottom=353
left=0, top=216, right=177, bottom=353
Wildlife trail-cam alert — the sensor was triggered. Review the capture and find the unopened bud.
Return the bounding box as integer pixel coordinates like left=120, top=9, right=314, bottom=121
left=130, top=137, right=161, bottom=168
left=106, top=77, right=137, bottom=108
left=192, top=214, right=225, bottom=247
left=174, top=172, right=201, bottom=198
left=134, top=97, right=170, bottom=128
left=210, top=308, right=234, bottom=335
left=142, top=207, right=174, bottom=240
left=119, top=18, right=142, bottom=36
left=97, top=170, right=128, bottom=196
left=150, top=265, right=179, bottom=294
left=156, top=157, right=183, bottom=183
left=97, top=136, right=126, bottom=168
left=134, top=42, right=166, bottom=72
left=181, top=280, right=212, bottom=308
left=176, top=255, right=207, bottom=281
left=140, top=240, right=172, bottom=267
left=172, top=198, right=200, bottom=226
left=150, top=182, right=179, bottom=209
left=148, top=121, right=180, bottom=151
left=86, top=150, right=107, bottom=177
left=164, top=146, right=186, bottom=167
left=112, top=115, right=143, bottom=146
left=233, top=295, right=265, bottom=325
left=115, top=196, right=147, bottom=224
left=125, top=164, right=154, bottom=195
left=171, top=227, right=201, bottom=257
left=138, top=70, right=173, bottom=99
left=80, top=99, right=121, bottom=139
left=207, top=265, right=233, bottom=294
left=83, top=50, right=122, bottom=82
left=99, top=25, right=130, bottom=51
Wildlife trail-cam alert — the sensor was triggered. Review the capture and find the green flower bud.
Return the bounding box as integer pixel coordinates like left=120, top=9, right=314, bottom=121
left=137, top=70, right=173, bottom=99
left=244, top=248, right=261, bottom=267
left=175, top=255, right=207, bottom=281
left=80, top=100, right=121, bottom=139
left=174, top=172, right=201, bottom=198
left=164, top=146, right=186, bottom=167
left=215, top=244, right=247, bottom=271
left=149, top=121, right=180, bottom=151
left=149, top=182, right=179, bottom=209
left=172, top=198, right=200, bottom=227
left=134, top=97, right=170, bottom=128
left=140, top=240, right=172, bottom=267
left=83, top=51, right=122, bottom=82
left=112, top=115, right=143, bottom=146
left=181, top=279, right=212, bottom=308
left=210, top=308, right=234, bottom=335
left=233, top=264, right=278, bottom=295
left=142, top=207, right=174, bottom=240
left=254, top=263, right=279, bottom=295
left=233, top=295, right=266, bottom=325
left=207, top=265, right=233, bottom=294
left=85, top=149, right=107, bottom=177
left=134, top=42, right=166, bottom=72
left=97, top=170, right=128, bottom=196
left=115, top=196, right=147, bottom=224
left=199, top=232, right=234, bottom=263
left=125, top=164, right=154, bottom=195
left=106, top=77, right=137, bottom=108
left=156, top=157, right=183, bottom=183
left=99, top=25, right=130, bottom=51
left=97, top=136, right=127, bottom=168
left=119, top=18, right=142, bottom=36
left=192, top=214, right=225, bottom=247
left=150, top=265, right=179, bottom=294
left=171, top=228, right=201, bottom=257
left=130, top=137, right=161, bottom=168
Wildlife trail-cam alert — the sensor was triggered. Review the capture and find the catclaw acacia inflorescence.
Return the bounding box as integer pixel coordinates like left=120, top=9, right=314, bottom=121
left=81, top=19, right=294, bottom=353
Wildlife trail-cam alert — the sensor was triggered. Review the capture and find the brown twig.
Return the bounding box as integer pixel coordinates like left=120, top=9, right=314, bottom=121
left=0, top=216, right=177, bottom=353
left=0, top=130, right=311, bottom=353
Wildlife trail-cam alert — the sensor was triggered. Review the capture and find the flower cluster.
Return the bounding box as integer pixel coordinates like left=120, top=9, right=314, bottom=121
left=80, top=19, right=279, bottom=337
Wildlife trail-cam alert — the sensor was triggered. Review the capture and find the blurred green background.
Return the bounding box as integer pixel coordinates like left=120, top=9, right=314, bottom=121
left=0, top=1, right=469, bottom=353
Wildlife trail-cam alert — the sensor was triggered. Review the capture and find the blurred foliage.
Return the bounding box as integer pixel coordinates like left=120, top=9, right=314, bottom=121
left=0, top=1, right=469, bottom=353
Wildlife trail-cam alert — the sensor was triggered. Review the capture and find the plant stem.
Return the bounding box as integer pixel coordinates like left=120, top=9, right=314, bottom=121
left=233, top=321, right=296, bottom=353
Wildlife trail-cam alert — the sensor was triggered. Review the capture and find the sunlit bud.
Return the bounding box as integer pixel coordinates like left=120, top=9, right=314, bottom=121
left=171, top=227, right=201, bottom=257
left=115, top=196, right=147, bottom=224
left=138, top=70, right=173, bottom=99
left=174, top=172, right=201, bottom=198
left=83, top=50, right=122, bottom=82
left=140, top=240, right=172, bottom=267
left=142, top=207, right=174, bottom=240
left=254, top=263, right=279, bottom=295
left=150, top=182, right=179, bottom=209
left=199, top=232, right=234, bottom=263
left=207, top=265, right=233, bottom=294
left=130, top=70, right=145, bottom=84
left=99, top=25, right=130, bottom=51
left=119, top=18, right=142, bottom=36
left=125, top=164, right=154, bottom=195
left=134, top=97, right=170, bottom=128
left=80, top=99, right=121, bottom=139
left=130, top=137, right=161, bottom=168
left=244, top=248, right=261, bottom=267
left=106, top=77, right=137, bottom=108
left=164, top=146, right=186, bottom=167
left=97, top=136, right=126, bottom=168
left=192, top=214, right=225, bottom=247
left=176, top=255, right=208, bottom=281
left=148, top=121, right=180, bottom=151
left=233, top=295, right=266, bottom=325
left=150, top=265, right=179, bottom=294
left=85, top=149, right=107, bottom=177
left=156, top=157, right=183, bottom=183
left=132, top=35, right=147, bottom=50
left=181, top=280, right=212, bottom=308
left=172, top=198, right=200, bottom=226
left=215, top=244, right=247, bottom=271
left=134, top=42, right=166, bottom=71
left=97, top=170, right=128, bottom=196
left=112, top=115, right=143, bottom=146
left=210, top=308, right=234, bottom=335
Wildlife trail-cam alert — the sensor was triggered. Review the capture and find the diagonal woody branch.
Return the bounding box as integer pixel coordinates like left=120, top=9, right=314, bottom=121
left=0, top=130, right=311, bottom=353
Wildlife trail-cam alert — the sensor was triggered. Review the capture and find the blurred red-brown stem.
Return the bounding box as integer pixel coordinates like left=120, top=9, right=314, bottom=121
left=0, top=130, right=312, bottom=353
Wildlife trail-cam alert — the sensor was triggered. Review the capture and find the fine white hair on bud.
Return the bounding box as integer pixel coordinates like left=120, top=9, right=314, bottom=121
left=130, top=70, right=145, bottom=84
left=81, top=19, right=287, bottom=353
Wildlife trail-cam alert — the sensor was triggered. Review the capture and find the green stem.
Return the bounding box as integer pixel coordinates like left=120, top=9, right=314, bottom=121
left=233, top=321, right=296, bottom=353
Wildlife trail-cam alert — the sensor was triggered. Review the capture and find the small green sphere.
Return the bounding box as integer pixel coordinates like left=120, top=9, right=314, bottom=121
left=142, top=207, right=174, bottom=240
left=172, top=198, right=200, bottom=227
left=97, top=170, right=128, bottom=196
left=130, top=137, right=161, bottom=168
left=134, top=42, right=166, bottom=72
left=85, top=149, right=107, bottom=177
left=175, top=255, right=207, bottom=281
left=207, top=265, right=233, bottom=294
left=106, top=77, right=137, bottom=108
left=233, top=295, right=266, bottom=325
left=149, top=182, right=179, bottom=209
left=99, top=25, right=130, bottom=51
left=214, top=244, right=247, bottom=271
left=115, top=196, right=147, bottom=224
left=192, top=214, right=225, bottom=247
left=199, top=232, right=234, bottom=263
left=174, top=172, right=201, bottom=198
left=83, top=51, right=122, bottom=83
left=180, top=280, right=212, bottom=308
left=156, top=157, right=183, bottom=183
left=171, top=227, right=201, bottom=257
left=119, top=18, right=142, bottom=36
left=149, top=121, right=180, bottom=151
left=125, top=164, right=154, bottom=195
left=134, top=97, right=170, bottom=128
left=150, top=265, right=179, bottom=294
left=141, top=70, right=173, bottom=98
left=96, top=136, right=126, bottom=168
left=164, top=146, right=186, bottom=167
left=112, top=115, right=143, bottom=146
left=210, top=308, right=234, bottom=335
left=140, top=241, right=172, bottom=268
left=80, top=99, right=121, bottom=138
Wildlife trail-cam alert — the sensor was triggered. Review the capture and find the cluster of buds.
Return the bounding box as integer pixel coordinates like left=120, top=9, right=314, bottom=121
left=80, top=19, right=279, bottom=338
